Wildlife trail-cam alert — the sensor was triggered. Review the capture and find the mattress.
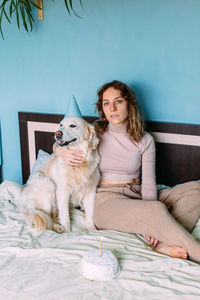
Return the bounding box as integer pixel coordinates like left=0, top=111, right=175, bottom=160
left=1, top=180, right=200, bottom=299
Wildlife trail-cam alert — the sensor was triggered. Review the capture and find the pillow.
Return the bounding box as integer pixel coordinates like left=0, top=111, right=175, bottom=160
left=156, top=184, right=170, bottom=191
left=26, top=149, right=51, bottom=184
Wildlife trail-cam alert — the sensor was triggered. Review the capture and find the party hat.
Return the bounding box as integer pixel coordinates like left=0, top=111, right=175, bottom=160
left=64, top=96, right=83, bottom=118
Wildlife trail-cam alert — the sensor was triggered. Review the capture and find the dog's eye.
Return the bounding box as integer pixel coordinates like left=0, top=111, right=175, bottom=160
left=70, top=124, right=76, bottom=128
left=60, top=124, right=63, bottom=127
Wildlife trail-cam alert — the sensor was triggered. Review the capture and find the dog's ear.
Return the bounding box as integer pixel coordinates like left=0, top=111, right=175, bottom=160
left=85, top=123, right=99, bottom=149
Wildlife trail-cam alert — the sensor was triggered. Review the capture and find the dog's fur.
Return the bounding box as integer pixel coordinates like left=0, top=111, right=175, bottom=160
left=21, top=117, right=100, bottom=233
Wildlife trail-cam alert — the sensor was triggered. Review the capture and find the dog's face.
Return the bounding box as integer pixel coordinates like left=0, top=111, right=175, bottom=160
left=55, top=116, right=99, bottom=149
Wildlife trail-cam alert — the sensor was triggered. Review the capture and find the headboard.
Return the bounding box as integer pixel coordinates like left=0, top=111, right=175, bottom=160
left=18, top=112, right=200, bottom=186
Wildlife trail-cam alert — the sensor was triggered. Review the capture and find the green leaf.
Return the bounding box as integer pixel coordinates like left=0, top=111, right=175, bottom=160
left=25, top=5, right=33, bottom=31
left=20, top=4, right=29, bottom=32
left=64, top=0, right=71, bottom=16
left=69, top=0, right=73, bottom=10
left=65, top=0, right=82, bottom=18
left=10, top=2, right=13, bottom=17
left=26, top=0, right=40, bottom=9
left=0, top=6, right=5, bottom=39
left=16, top=6, right=20, bottom=29
left=11, top=0, right=17, bottom=10
left=0, top=0, right=9, bottom=10
left=19, top=0, right=31, bottom=11
left=3, top=7, right=11, bottom=23
left=0, top=25, right=5, bottom=39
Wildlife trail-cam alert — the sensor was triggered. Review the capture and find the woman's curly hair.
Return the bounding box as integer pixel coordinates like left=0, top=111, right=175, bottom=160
left=94, top=80, right=144, bottom=143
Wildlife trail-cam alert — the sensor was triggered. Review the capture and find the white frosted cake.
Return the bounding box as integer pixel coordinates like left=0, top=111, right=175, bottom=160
left=79, top=249, right=121, bottom=281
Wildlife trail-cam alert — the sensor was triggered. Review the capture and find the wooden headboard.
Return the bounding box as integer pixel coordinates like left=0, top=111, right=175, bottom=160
left=18, top=112, right=200, bottom=186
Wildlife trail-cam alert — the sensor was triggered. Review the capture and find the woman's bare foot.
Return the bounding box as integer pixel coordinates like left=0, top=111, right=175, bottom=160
left=154, top=243, right=188, bottom=259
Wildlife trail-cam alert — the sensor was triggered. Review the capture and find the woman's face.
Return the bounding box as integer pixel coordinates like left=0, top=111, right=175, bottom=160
left=102, top=87, right=128, bottom=126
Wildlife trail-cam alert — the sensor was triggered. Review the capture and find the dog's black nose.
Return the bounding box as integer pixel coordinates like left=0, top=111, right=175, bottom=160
left=55, top=130, right=63, bottom=138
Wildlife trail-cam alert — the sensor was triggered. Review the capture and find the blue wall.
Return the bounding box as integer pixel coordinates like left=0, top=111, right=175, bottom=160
left=0, top=0, right=200, bottom=183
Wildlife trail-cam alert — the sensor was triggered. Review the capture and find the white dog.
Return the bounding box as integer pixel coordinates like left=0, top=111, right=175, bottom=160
left=21, top=116, right=100, bottom=233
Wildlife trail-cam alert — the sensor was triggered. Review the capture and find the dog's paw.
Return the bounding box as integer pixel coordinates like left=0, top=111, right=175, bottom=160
left=53, top=223, right=65, bottom=234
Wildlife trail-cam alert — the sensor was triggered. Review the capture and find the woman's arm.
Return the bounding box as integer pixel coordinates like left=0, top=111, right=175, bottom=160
left=142, top=135, right=159, bottom=245
left=141, top=133, right=158, bottom=201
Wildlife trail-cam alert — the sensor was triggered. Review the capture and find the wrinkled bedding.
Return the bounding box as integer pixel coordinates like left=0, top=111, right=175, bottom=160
left=1, top=180, right=200, bottom=300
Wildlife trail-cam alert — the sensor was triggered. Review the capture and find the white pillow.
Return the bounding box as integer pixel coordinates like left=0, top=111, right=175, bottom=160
left=27, top=149, right=51, bottom=184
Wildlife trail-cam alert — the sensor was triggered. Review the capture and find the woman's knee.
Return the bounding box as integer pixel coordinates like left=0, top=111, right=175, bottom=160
left=182, top=181, right=200, bottom=199
left=188, top=181, right=200, bottom=191
left=180, top=181, right=200, bottom=192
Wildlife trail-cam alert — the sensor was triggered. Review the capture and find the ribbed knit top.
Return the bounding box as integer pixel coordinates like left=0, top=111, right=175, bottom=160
left=98, top=123, right=157, bottom=200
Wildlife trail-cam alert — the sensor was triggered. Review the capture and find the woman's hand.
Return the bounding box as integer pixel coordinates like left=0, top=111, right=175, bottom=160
left=145, top=235, right=159, bottom=248
left=55, top=146, right=85, bottom=166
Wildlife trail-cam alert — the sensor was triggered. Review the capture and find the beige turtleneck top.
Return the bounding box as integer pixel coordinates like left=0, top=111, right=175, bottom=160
left=98, top=123, right=157, bottom=201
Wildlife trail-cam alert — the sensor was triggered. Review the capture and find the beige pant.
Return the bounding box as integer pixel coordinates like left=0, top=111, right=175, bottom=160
left=94, top=181, right=200, bottom=263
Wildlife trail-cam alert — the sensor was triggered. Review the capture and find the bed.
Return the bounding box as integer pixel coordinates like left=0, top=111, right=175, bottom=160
left=0, top=112, right=200, bottom=299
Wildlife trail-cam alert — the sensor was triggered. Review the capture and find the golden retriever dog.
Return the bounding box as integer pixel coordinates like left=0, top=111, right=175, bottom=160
left=21, top=116, right=100, bottom=233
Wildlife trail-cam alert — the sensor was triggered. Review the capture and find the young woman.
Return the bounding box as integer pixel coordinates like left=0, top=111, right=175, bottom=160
left=56, top=80, right=200, bottom=263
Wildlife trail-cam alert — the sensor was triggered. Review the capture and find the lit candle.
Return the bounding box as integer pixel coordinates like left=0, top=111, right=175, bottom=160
left=100, top=236, right=104, bottom=257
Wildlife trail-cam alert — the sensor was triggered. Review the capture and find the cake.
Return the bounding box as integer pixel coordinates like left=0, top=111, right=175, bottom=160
left=79, top=249, right=121, bottom=281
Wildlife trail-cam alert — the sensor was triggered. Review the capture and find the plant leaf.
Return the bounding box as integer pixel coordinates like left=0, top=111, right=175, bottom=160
left=11, top=0, right=17, bottom=9
left=10, top=1, right=13, bottom=17
left=67, top=0, right=81, bottom=18
left=16, top=6, right=20, bottom=29
left=0, top=8, right=5, bottom=39
left=25, top=5, right=33, bottom=31
left=0, top=0, right=9, bottom=10
left=20, top=0, right=31, bottom=11
left=0, top=0, right=86, bottom=39
left=20, top=4, right=29, bottom=32
left=64, top=0, right=71, bottom=16
left=27, top=0, right=41, bottom=9
left=3, top=7, right=11, bottom=23
left=69, top=0, right=73, bottom=10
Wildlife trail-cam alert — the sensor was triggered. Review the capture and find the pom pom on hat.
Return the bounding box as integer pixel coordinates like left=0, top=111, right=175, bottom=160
left=64, top=96, right=83, bottom=118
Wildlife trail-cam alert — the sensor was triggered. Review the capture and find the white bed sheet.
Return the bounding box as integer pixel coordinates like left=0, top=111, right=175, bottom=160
left=0, top=180, right=200, bottom=300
